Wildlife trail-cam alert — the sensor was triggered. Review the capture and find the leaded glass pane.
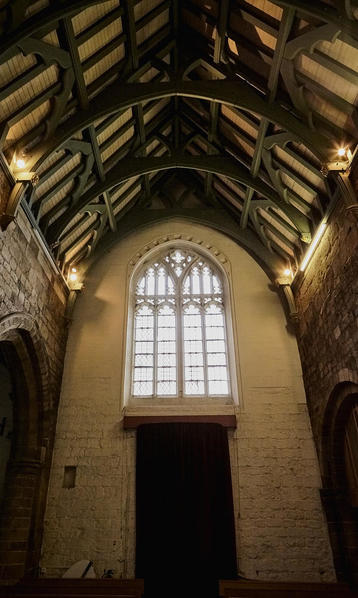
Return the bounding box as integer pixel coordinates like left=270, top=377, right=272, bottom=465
left=133, top=381, right=153, bottom=395
left=183, top=304, right=205, bottom=395
left=202, top=266, right=212, bottom=294
left=191, top=267, right=200, bottom=294
left=135, top=354, right=153, bottom=367
left=132, top=248, right=230, bottom=398
left=185, top=381, right=205, bottom=395
left=157, top=381, right=177, bottom=395
left=208, top=380, right=229, bottom=394
left=146, top=268, right=155, bottom=295
left=157, top=353, right=176, bottom=367
left=205, top=304, right=229, bottom=396
left=157, top=267, right=166, bottom=295
left=133, top=305, right=154, bottom=396
left=168, top=277, right=175, bottom=295
left=156, top=305, right=176, bottom=395
left=137, top=276, right=145, bottom=295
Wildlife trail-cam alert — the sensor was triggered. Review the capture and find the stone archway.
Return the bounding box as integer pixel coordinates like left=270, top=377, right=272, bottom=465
left=0, top=313, right=52, bottom=582
left=321, top=382, right=358, bottom=585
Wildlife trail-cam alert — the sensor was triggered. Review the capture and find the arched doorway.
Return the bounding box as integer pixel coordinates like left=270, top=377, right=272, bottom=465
left=321, top=382, right=358, bottom=585
left=0, top=315, right=51, bottom=582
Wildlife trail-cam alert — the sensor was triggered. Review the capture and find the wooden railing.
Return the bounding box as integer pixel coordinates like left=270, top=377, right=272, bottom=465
left=0, top=578, right=144, bottom=597
left=220, top=579, right=358, bottom=597
left=1, top=578, right=357, bottom=598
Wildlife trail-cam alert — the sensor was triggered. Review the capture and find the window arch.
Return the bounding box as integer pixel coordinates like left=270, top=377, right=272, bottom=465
left=131, top=248, right=231, bottom=398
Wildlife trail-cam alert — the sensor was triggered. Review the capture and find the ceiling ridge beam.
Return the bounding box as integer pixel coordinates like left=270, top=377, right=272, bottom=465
left=205, top=0, right=230, bottom=201
left=122, top=0, right=152, bottom=204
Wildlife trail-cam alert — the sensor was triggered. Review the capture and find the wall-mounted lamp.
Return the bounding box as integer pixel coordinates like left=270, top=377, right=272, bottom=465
left=300, top=222, right=327, bottom=272
left=321, top=147, right=354, bottom=176
left=69, top=267, right=77, bottom=282
left=67, top=267, right=83, bottom=291
left=12, top=152, right=39, bottom=185
left=16, top=158, right=26, bottom=169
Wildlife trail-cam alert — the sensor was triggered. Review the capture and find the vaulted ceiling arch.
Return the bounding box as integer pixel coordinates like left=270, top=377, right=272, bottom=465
left=26, top=79, right=331, bottom=171
left=79, top=209, right=285, bottom=277
left=1, top=0, right=357, bottom=281
left=47, top=153, right=311, bottom=245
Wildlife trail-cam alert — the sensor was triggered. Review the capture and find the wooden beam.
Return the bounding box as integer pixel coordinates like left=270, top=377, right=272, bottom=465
left=123, top=415, right=237, bottom=429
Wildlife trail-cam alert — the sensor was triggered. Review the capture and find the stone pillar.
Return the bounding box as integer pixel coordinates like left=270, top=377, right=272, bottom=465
left=0, top=458, right=42, bottom=581
left=320, top=488, right=358, bottom=586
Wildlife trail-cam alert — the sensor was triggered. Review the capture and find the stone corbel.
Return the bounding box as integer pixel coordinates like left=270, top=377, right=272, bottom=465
left=65, top=288, right=82, bottom=321
left=337, top=172, right=358, bottom=221
left=0, top=182, right=24, bottom=231
left=276, top=277, right=299, bottom=325
left=346, top=204, right=358, bottom=220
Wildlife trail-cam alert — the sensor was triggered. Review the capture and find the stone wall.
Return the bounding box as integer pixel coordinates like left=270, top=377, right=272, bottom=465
left=293, top=189, right=358, bottom=582
left=0, top=206, right=68, bottom=403
left=41, top=221, right=335, bottom=583
left=293, top=197, right=358, bottom=453
left=0, top=199, right=69, bottom=580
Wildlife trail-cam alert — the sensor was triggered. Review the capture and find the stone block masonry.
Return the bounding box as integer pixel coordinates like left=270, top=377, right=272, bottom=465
left=0, top=181, right=69, bottom=581
left=40, top=221, right=336, bottom=584
left=293, top=190, right=358, bottom=583
left=0, top=207, right=68, bottom=393
left=294, top=197, right=358, bottom=452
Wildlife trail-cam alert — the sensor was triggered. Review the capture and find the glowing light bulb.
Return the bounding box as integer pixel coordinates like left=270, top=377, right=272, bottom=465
left=69, top=272, right=77, bottom=282
left=16, top=158, right=25, bottom=169
left=71, top=267, right=77, bottom=273
left=337, top=148, right=346, bottom=157
left=284, top=268, right=291, bottom=277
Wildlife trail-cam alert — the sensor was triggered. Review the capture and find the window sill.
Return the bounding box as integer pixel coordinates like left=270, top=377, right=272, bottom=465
left=123, top=398, right=237, bottom=424
left=123, top=413, right=237, bottom=429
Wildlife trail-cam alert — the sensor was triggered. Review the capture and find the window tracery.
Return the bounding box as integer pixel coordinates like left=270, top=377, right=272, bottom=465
left=132, top=248, right=230, bottom=398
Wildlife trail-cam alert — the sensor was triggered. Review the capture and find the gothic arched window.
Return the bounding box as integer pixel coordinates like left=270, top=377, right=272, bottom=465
left=132, top=248, right=231, bottom=398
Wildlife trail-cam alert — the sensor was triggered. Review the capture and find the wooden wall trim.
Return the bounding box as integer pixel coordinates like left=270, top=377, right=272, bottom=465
left=123, top=415, right=237, bottom=429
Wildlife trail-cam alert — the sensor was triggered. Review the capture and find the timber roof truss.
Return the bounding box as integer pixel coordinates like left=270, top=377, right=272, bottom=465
left=0, top=0, right=357, bottom=278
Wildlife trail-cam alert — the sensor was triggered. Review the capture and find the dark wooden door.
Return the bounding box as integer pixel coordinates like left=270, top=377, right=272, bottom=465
left=136, top=423, right=237, bottom=597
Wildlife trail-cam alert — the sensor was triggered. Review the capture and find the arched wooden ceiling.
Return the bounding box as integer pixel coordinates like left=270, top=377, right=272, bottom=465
left=0, top=0, right=357, bottom=278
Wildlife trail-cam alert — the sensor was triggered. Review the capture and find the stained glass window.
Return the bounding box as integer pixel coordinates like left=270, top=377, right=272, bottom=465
left=132, top=249, right=230, bottom=397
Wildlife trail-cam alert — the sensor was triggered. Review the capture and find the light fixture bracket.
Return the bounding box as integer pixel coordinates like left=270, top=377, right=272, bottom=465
left=15, top=171, right=40, bottom=185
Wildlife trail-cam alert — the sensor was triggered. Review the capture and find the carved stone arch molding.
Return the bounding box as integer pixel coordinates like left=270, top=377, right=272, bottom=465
left=128, top=232, right=230, bottom=276
left=0, top=312, right=52, bottom=582
left=320, top=380, right=358, bottom=585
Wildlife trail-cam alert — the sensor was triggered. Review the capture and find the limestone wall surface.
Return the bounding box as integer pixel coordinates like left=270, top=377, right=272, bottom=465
left=41, top=221, right=335, bottom=582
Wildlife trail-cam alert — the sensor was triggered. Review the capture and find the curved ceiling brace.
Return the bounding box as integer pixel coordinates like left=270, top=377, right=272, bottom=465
left=0, top=0, right=121, bottom=60
left=273, top=0, right=358, bottom=40
left=79, top=208, right=285, bottom=279
left=47, top=153, right=311, bottom=244
left=26, top=79, right=331, bottom=171
left=2, top=0, right=356, bottom=58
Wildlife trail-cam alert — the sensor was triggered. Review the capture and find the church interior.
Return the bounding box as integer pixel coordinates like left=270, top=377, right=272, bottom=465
left=0, top=0, right=358, bottom=596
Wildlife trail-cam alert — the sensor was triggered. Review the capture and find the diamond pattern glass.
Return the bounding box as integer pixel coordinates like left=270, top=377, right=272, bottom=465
left=157, top=305, right=176, bottom=395
left=132, top=249, right=230, bottom=398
